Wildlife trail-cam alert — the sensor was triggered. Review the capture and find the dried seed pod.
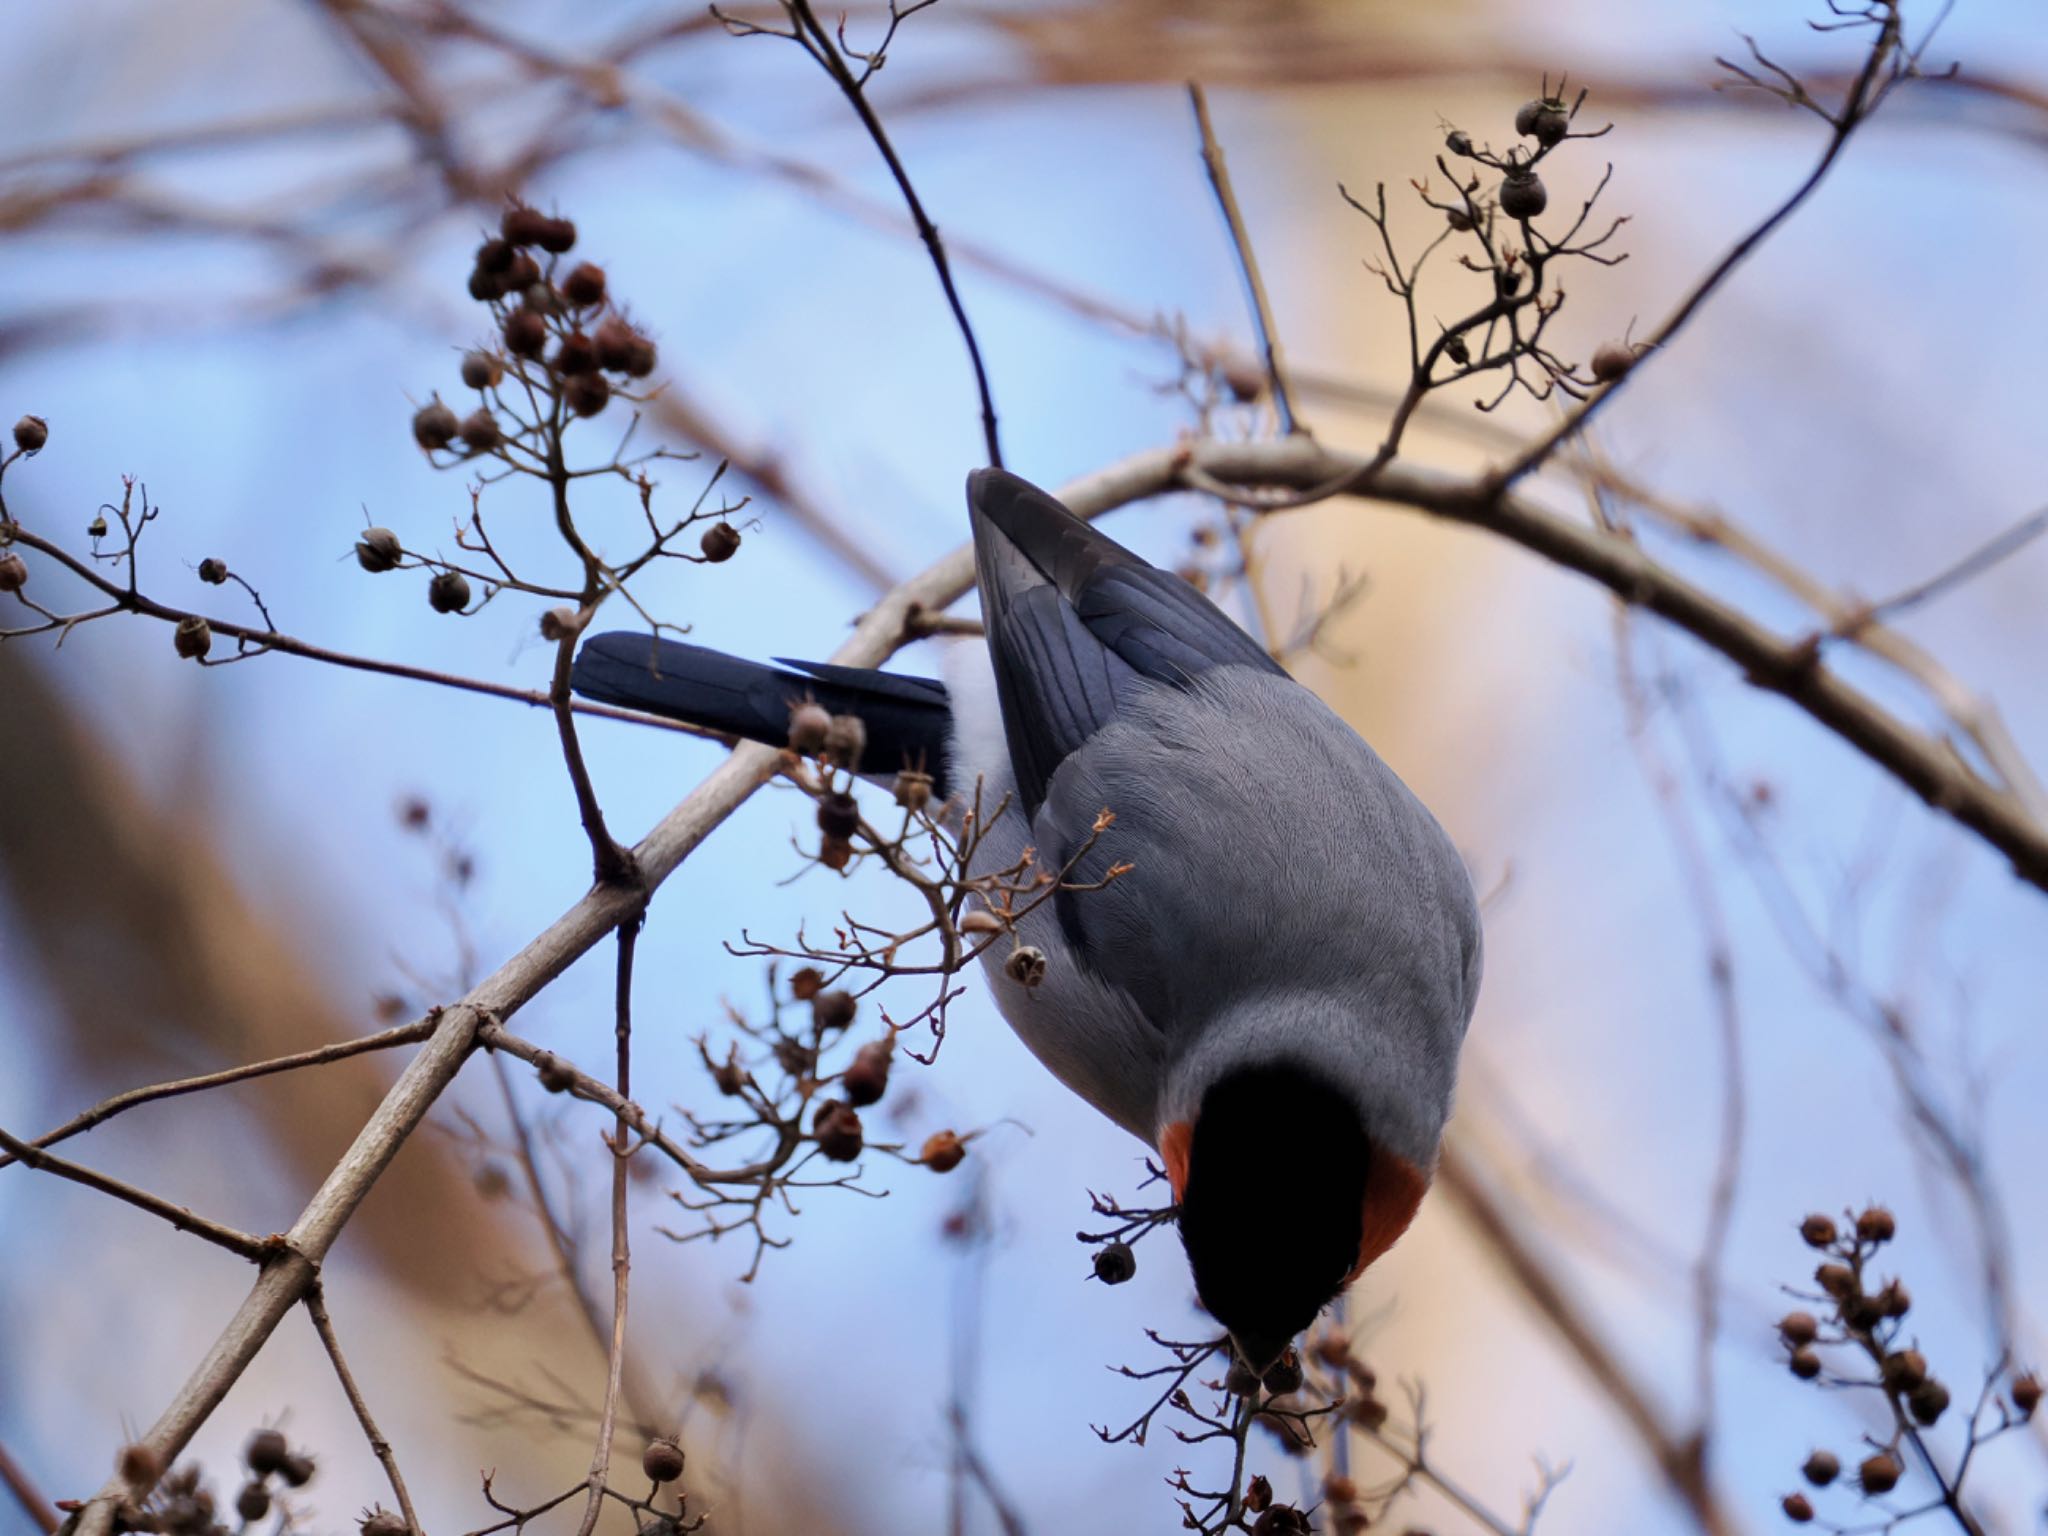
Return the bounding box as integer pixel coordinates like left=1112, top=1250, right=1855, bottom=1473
left=1880, top=1349, right=1927, bottom=1394
left=642, top=1437, right=685, bottom=1484
left=554, top=331, right=597, bottom=375
left=1857, top=1452, right=1901, bottom=1495
left=2012, top=1372, right=2041, bottom=1417
left=1814, top=1263, right=1856, bottom=1299
left=565, top=373, right=611, bottom=417
left=1516, top=98, right=1569, bottom=146
left=356, top=528, right=402, bottom=573
left=813, top=1100, right=863, bottom=1161
left=1445, top=129, right=1474, bottom=157
left=700, top=522, right=741, bottom=562
left=824, top=713, right=866, bottom=768
left=813, top=989, right=857, bottom=1033
left=1005, top=945, right=1047, bottom=988
left=0, top=552, right=27, bottom=593
left=173, top=616, right=213, bottom=660
left=1908, top=1378, right=1950, bottom=1425
left=1878, top=1280, right=1911, bottom=1319
left=428, top=570, right=472, bottom=614
left=197, top=557, right=228, bottom=584
left=13, top=414, right=48, bottom=452
left=960, top=909, right=1004, bottom=936
left=119, top=1443, right=165, bottom=1485
left=539, top=606, right=582, bottom=642
left=594, top=316, right=638, bottom=371
left=1085, top=1240, right=1136, bottom=1284
left=235, top=1484, right=271, bottom=1523
left=1443, top=332, right=1471, bottom=366
left=88, top=514, right=107, bottom=539
left=1251, top=1506, right=1310, bottom=1536
left=789, top=966, right=825, bottom=1000
left=1788, top=1347, right=1822, bottom=1380
left=1262, top=1347, right=1304, bottom=1396
left=1855, top=1206, right=1896, bottom=1243
left=818, top=835, right=854, bottom=871
left=1779, top=1311, right=1820, bottom=1346
left=503, top=307, right=547, bottom=358
left=475, top=238, right=515, bottom=274
left=710, top=1054, right=745, bottom=1096
left=537, top=216, right=578, bottom=253
left=1800, top=1214, right=1839, bottom=1248
left=623, top=335, right=658, bottom=377
left=245, top=1429, right=289, bottom=1477
left=788, top=701, right=831, bottom=754
left=562, top=262, right=607, bottom=307
left=412, top=400, right=459, bottom=450
left=1244, top=1475, right=1272, bottom=1514
left=359, top=1508, right=405, bottom=1536
left=468, top=266, right=507, bottom=302
left=841, top=1037, right=893, bottom=1107
left=506, top=251, right=542, bottom=290
left=1498, top=168, right=1547, bottom=219
left=1802, top=1450, right=1839, bottom=1487
left=502, top=204, right=552, bottom=247
left=461, top=350, right=502, bottom=390
left=817, top=792, right=860, bottom=841
left=1590, top=343, right=1634, bottom=382
left=1781, top=1492, right=1814, bottom=1524
left=459, top=409, right=502, bottom=452
left=893, top=768, right=932, bottom=812
left=278, top=1453, right=316, bottom=1489
left=921, top=1129, right=967, bottom=1172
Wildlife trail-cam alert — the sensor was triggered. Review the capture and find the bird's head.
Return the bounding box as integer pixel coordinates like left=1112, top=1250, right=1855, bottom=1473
left=1164, top=1060, right=1427, bottom=1374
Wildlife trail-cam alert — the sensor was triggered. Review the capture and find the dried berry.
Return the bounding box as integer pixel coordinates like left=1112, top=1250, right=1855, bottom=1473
left=1855, top=1206, right=1896, bottom=1243
left=594, top=317, right=638, bottom=371
left=1515, top=98, right=1569, bottom=146
left=565, top=373, right=611, bottom=418
left=501, top=204, right=551, bottom=247
left=960, top=909, right=1004, bottom=937
left=1252, top=1507, right=1310, bottom=1536
left=788, top=701, right=831, bottom=754
left=88, top=514, right=107, bottom=539
left=503, top=308, right=547, bottom=358
left=921, top=1129, right=967, bottom=1172
left=1878, top=1280, right=1911, bottom=1319
left=824, top=713, right=866, bottom=768
left=1590, top=342, right=1633, bottom=382
left=236, top=1483, right=271, bottom=1523
left=1788, top=1347, right=1822, bottom=1380
left=1843, top=1291, right=1886, bottom=1331
left=461, top=351, right=502, bottom=390
left=789, top=966, right=825, bottom=1001
left=1005, top=945, right=1047, bottom=988
left=1092, top=1240, right=1136, bottom=1283
left=359, top=1508, right=406, bottom=1536
left=1908, top=1378, right=1950, bottom=1424
left=1244, top=1475, right=1273, bottom=1514
left=0, top=552, right=26, bottom=593
left=818, top=832, right=851, bottom=870
left=506, top=251, right=542, bottom=290
left=841, top=1037, right=893, bottom=1106
left=1443, top=332, right=1470, bottom=366
left=412, top=400, right=459, bottom=450
left=119, top=1443, right=165, bottom=1485
left=1262, top=1347, right=1304, bottom=1396
left=710, top=1053, right=745, bottom=1096
left=13, top=414, right=48, bottom=452
left=537, top=1054, right=575, bottom=1093
left=356, top=527, right=402, bottom=573
left=1498, top=168, right=1546, bottom=219
left=562, top=262, right=607, bottom=306
left=893, top=768, right=932, bottom=812
left=1446, top=205, right=1475, bottom=232
left=475, top=238, right=514, bottom=274
left=817, top=792, right=861, bottom=841
left=1814, top=1263, right=1855, bottom=1299
left=700, top=522, right=741, bottom=563
left=1779, top=1311, right=1820, bottom=1346
left=459, top=409, right=502, bottom=452
left=1781, top=1492, right=1813, bottom=1524
left=1800, top=1214, right=1839, bottom=1248
left=537, top=216, right=577, bottom=253
left=1494, top=265, right=1523, bottom=297
left=245, top=1429, right=289, bottom=1477
left=278, top=1453, right=316, bottom=1488
left=197, top=557, right=228, bottom=584
left=539, top=606, right=583, bottom=642
left=623, top=335, right=658, bottom=378
left=552, top=330, right=596, bottom=376
left=1857, top=1452, right=1901, bottom=1495
left=813, top=1100, right=863, bottom=1161
left=1880, top=1349, right=1928, bottom=1394
left=1802, top=1450, right=1839, bottom=1487
left=173, top=616, right=212, bottom=661
left=428, top=570, right=472, bottom=614
left=642, top=1437, right=686, bottom=1484
left=1445, top=129, right=1474, bottom=157
left=468, top=266, right=508, bottom=302
left=2013, top=1372, right=2041, bottom=1417
left=813, top=989, right=857, bottom=1033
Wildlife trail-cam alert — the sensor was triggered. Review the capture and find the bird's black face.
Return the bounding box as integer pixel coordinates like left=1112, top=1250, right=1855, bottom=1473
left=1176, top=1062, right=1371, bottom=1374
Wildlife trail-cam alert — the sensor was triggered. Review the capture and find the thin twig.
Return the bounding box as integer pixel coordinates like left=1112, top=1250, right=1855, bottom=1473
left=305, top=1283, right=422, bottom=1534
left=1188, top=82, right=1304, bottom=436
left=0, top=1124, right=267, bottom=1261
left=0, top=1439, right=57, bottom=1536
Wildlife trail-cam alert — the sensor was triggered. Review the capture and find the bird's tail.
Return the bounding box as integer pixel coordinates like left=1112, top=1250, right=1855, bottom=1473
left=572, top=632, right=954, bottom=791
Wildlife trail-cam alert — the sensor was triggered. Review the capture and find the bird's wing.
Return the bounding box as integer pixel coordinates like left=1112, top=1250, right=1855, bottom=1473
left=968, top=467, right=1282, bottom=816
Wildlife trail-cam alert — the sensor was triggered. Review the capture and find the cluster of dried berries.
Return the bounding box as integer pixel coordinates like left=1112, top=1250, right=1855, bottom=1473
left=1776, top=1205, right=2038, bottom=1526
left=110, top=1430, right=319, bottom=1536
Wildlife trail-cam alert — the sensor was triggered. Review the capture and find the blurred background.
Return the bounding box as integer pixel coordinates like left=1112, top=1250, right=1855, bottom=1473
left=2, top=2, right=2045, bottom=1533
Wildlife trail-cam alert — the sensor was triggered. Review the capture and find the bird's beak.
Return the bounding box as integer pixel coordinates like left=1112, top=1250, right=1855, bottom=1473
left=1229, top=1329, right=1293, bottom=1379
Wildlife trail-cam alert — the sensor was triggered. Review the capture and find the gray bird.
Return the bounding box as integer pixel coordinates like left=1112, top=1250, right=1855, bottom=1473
left=573, top=467, right=1482, bottom=1369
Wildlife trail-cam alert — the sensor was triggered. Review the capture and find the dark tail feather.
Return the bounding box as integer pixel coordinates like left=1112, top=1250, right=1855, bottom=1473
left=572, top=632, right=954, bottom=794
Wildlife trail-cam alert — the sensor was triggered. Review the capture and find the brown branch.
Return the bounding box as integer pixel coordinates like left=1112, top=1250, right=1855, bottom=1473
left=1187, top=82, right=1304, bottom=436
left=0, top=1018, right=436, bottom=1168
left=304, top=1283, right=422, bottom=1534
left=0, top=1439, right=57, bottom=1536
left=0, top=1124, right=267, bottom=1261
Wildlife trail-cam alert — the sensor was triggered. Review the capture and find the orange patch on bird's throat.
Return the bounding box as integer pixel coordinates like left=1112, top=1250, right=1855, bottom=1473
left=1350, top=1151, right=1429, bottom=1282
left=1160, top=1120, right=1193, bottom=1202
